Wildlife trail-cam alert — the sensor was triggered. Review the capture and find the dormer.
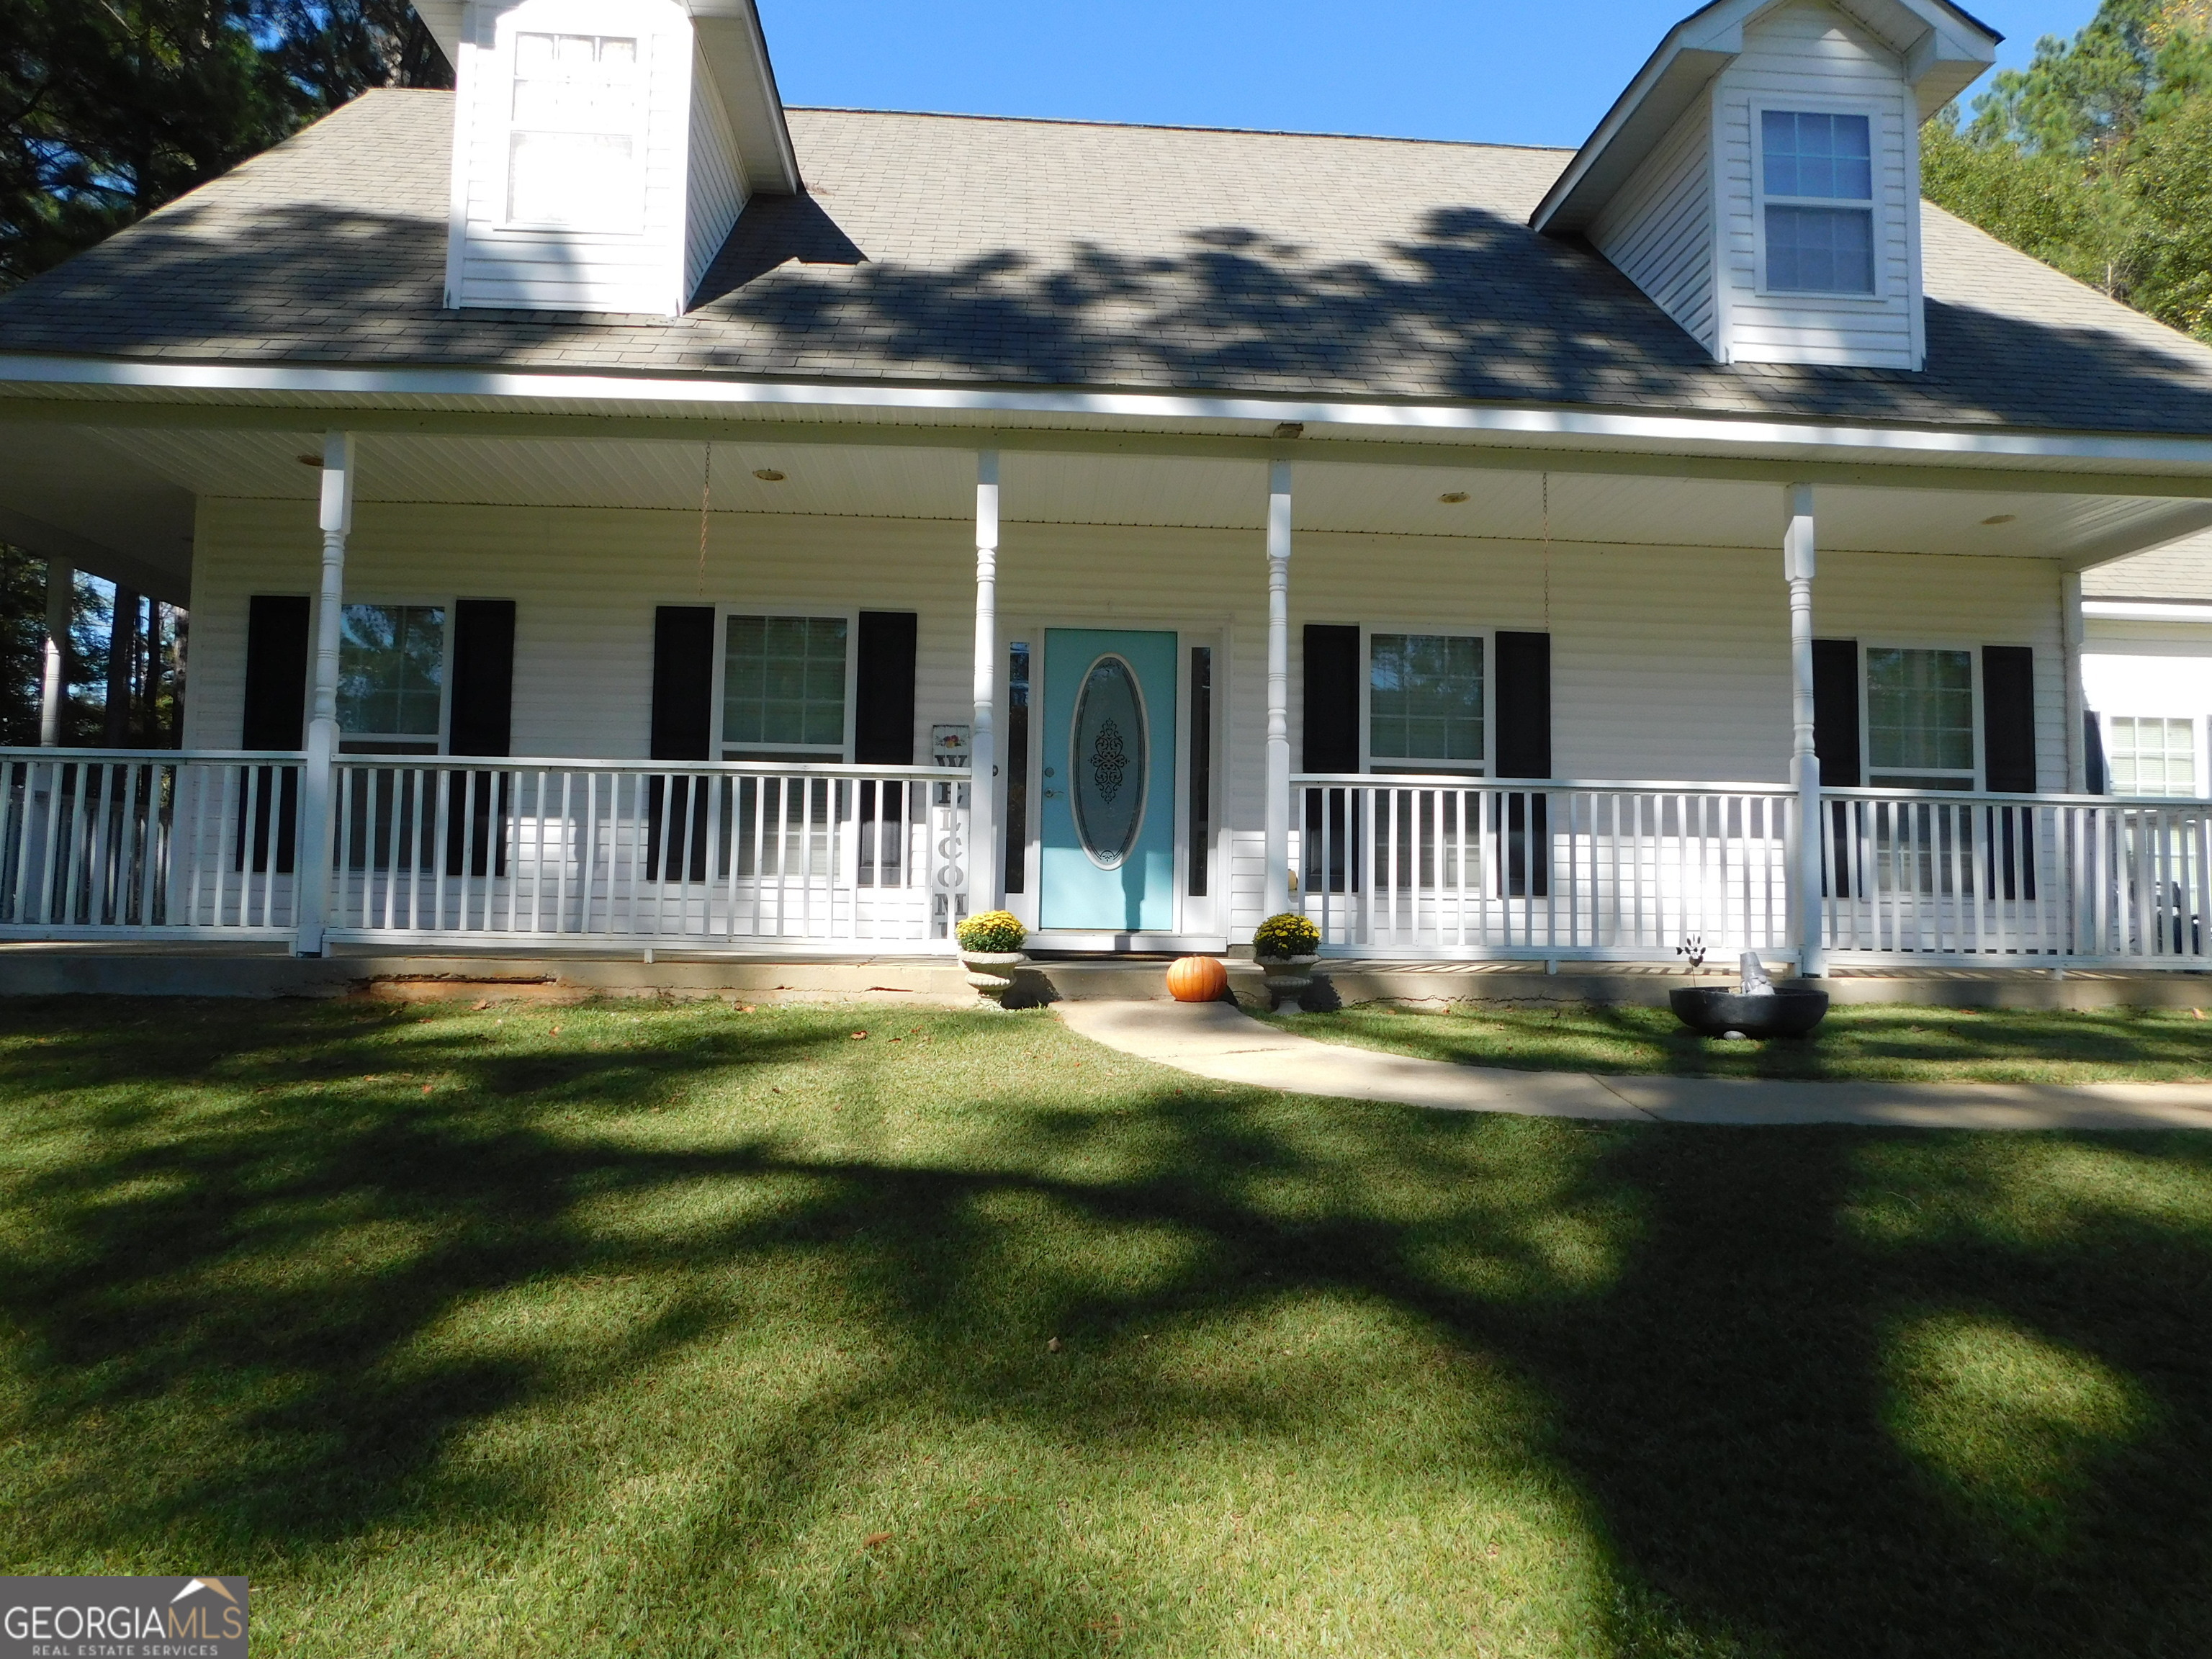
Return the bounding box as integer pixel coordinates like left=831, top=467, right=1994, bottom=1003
left=1532, top=0, right=2000, bottom=369
left=415, top=0, right=799, bottom=315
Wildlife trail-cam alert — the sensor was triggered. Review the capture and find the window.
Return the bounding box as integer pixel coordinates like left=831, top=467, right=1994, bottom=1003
left=721, top=614, right=849, bottom=760
left=508, top=32, right=640, bottom=231
left=1761, top=109, right=1875, bottom=295
left=1866, top=647, right=1974, bottom=788
left=337, top=603, right=446, bottom=753
left=2107, top=716, right=2198, bottom=797
left=1370, top=633, right=1483, bottom=770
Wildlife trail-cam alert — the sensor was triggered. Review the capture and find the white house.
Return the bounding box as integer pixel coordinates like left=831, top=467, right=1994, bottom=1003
left=4, top=0, right=2212, bottom=975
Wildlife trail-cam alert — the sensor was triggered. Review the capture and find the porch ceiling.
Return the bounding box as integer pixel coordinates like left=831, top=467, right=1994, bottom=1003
left=5, top=423, right=2211, bottom=600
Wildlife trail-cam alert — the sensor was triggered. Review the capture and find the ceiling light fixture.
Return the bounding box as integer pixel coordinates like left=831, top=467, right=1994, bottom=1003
left=753, top=468, right=786, bottom=482
left=1981, top=513, right=2016, bottom=526
left=1272, top=421, right=1305, bottom=440
left=1439, top=491, right=1470, bottom=504
left=295, top=453, right=323, bottom=467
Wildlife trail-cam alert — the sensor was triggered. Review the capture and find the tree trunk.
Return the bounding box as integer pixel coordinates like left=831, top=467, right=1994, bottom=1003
left=104, top=586, right=140, bottom=746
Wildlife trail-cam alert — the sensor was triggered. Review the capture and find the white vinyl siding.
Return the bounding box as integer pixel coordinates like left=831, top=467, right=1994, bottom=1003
left=185, top=498, right=2070, bottom=940
left=683, top=44, right=747, bottom=303
left=1589, top=98, right=1717, bottom=354
left=1712, top=0, right=1921, bottom=368
left=446, top=0, right=701, bottom=316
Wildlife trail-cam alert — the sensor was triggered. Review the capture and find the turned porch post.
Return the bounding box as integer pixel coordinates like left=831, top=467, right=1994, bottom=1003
left=2062, top=567, right=2088, bottom=793
left=295, top=430, right=355, bottom=956
left=37, top=557, right=71, bottom=746
left=1786, top=482, right=1824, bottom=978
left=969, top=449, right=1002, bottom=912
left=1264, top=459, right=1293, bottom=919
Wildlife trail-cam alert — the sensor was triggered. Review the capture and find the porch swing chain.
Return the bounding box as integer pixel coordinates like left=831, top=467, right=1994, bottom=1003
left=1541, top=472, right=1551, bottom=630
left=697, top=441, right=714, bottom=598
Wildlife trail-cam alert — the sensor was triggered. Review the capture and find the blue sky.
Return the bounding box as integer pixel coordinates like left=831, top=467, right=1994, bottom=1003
left=756, top=1, right=2096, bottom=149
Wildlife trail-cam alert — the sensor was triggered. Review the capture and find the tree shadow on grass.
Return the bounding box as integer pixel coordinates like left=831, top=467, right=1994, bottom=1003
left=3, top=997, right=2212, bottom=1653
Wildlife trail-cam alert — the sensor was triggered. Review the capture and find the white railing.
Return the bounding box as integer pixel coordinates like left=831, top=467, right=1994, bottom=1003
left=1, top=749, right=303, bottom=935
left=1819, top=788, right=2212, bottom=967
left=323, top=757, right=970, bottom=948
left=1292, top=775, right=1798, bottom=961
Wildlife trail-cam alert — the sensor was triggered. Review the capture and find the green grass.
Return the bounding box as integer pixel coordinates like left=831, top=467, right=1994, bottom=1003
left=4, top=997, right=2212, bottom=1656
left=1258, top=999, right=2212, bottom=1084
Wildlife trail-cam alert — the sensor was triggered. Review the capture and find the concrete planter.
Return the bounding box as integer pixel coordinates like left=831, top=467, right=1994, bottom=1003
left=1668, top=986, right=1830, bottom=1039
left=961, top=951, right=1028, bottom=1008
left=1256, top=953, right=1321, bottom=1012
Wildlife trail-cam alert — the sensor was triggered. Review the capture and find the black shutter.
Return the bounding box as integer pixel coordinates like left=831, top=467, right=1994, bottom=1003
left=647, top=606, right=715, bottom=882
left=854, top=611, right=918, bottom=764
left=650, top=606, right=715, bottom=760
left=2085, top=711, right=2108, bottom=794
left=238, top=595, right=309, bottom=875
left=1494, top=631, right=1550, bottom=778
left=449, top=599, right=516, bottom=757
left=1982, top=645, right=2037, bottom=793
left=1811, top=638, right=1861, bottom=788
left=1493, top=631, right=1550, bottom=896
left=242, top=594, right=310, bottom=750
left=1303, top=624, right=1360, bottom=773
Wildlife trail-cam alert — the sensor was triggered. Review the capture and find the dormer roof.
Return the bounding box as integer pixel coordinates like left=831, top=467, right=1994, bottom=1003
left=416, top=0, right=800, bottom=194
left=1530, top=0, right=2000, bottom=237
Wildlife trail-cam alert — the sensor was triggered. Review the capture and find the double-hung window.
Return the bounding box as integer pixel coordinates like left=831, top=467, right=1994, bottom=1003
left=720, top=613, right=852, bottom=761
left=1761, top=109, right=1876, bottom=296
left=338, top=603, right=447, bottom=755
left=2105, top=716, right=2198, bottom=797
left=508, top=32, right=642, bottom=232
left=1866, top=647, right=1974, bottom=789
left=1369, top=632, right=1485, bottom=773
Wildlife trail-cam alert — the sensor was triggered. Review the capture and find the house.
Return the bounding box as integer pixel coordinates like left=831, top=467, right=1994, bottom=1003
left=2080, top=536, right=2212, bottom=799
left=5, top=0, right=2212, bottom=978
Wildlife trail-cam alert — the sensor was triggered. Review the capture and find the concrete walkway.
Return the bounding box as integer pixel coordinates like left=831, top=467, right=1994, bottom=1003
left=1055, top=1000, right=2212, bottom=1131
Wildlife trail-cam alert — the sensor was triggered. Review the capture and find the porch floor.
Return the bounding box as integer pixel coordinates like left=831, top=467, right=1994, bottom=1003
left=1, top=940, right=2206, bottom=1009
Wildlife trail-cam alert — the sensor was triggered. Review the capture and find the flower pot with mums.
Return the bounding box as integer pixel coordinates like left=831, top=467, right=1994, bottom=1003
left=955, top=910, right=1029, bottom=1008
left=1251, top=912, right=1321, bottom=1011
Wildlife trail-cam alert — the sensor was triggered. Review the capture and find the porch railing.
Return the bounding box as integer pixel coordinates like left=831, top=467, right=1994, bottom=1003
left=322, top=757, right=970, bottom=946
left=1293, top=775, right=1798, bottom=961
left=1, top=750, right=303, bottom=935
left=0, top=750, right=969, bottom=950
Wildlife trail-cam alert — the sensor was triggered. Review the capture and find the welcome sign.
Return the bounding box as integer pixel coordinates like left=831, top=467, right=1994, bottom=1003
left=1, top=1577, right=248, bottom=1658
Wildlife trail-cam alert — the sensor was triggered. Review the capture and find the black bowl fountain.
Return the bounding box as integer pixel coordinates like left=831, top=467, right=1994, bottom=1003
left=1669, top=953, right=1830, bottom=1039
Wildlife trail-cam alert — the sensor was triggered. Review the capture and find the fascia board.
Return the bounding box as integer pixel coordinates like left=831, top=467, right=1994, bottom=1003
left=2082, top=600, right=2212, bottom=621
left=9, top=354, right=2212, bottom=482
left=690, top=1, right=801, bottom=194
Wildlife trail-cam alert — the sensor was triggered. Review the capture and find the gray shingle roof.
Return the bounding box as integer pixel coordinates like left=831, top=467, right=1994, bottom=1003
left=6, top=88, right=2212, bottom=436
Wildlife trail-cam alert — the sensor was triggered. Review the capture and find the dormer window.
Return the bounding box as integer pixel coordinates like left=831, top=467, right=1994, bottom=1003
left=1759, top=110, right=1875, bottom=295
left=507, top=32, right=642, bottom=233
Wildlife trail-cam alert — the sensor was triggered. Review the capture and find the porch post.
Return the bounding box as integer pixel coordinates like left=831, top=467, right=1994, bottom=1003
left=1264, top=459, right=1293, bottom=919
left=295, top=430, right=355, bottom=957
left=1785, top=482, right=1824, bottom=978
left=969, top=449, right=1001, bottom=912
left=2062, top=567, right=2087, bottom=793
left=37, top=558, right=71, bottom=746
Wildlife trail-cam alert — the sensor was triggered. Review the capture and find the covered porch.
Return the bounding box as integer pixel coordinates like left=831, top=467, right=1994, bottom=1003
left=4, top=390, right=2212, bottom=974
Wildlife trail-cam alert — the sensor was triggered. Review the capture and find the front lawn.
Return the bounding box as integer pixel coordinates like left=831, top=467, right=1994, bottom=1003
left=4, top=997, right=2211, bottom=1656
left=1263, top=999, right=2212, bottom=1084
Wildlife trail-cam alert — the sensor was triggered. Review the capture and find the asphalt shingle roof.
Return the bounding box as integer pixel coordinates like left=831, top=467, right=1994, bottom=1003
left=6, top=88, right=2212, bottom=436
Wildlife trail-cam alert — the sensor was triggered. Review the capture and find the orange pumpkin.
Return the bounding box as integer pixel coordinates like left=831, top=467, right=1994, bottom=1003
left=1166, top=955, right=1229, bottom=1003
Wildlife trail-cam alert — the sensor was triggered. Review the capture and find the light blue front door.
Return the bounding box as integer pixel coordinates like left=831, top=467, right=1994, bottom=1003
left=1040, top=629, right=1177, bottom=930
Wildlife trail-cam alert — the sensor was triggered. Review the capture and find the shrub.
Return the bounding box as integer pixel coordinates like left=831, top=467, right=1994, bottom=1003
left=956, top=909, right=1028, bottom=954
left=1252, top=912, right=1319, bottom=959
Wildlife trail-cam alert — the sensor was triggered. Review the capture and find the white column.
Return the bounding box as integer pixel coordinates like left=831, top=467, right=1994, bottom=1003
left=37, top=558, right=71, bottom=746
left=1263, top=459, right=1293, bottom=919
left=295, top=430, right=356, bottom=956
left=969, top=449, right=1001, bottom=912
left=2062, top=567, right=2087, bottom=793
left=1786, top=482, right=1823, bottom=978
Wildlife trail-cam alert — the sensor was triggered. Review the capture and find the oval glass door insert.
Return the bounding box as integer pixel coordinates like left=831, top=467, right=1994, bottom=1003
left=1071, top=655, right=1148, bottom=868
